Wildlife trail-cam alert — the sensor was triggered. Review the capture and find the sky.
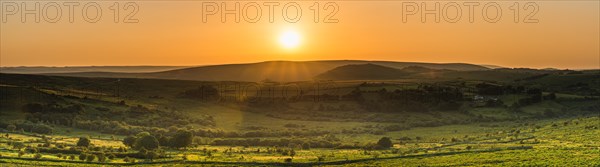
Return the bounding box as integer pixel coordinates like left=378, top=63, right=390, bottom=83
left=1, top=1, right=599, bottom=69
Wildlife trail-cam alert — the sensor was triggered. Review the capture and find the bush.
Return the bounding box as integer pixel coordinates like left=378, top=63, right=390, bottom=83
left=146, top=151, right=159, bottom=161
left=97, top=153, right=106, bottom=162
left=134, top=134, right=159, bottom=150
left=170, top=130, right=194, bottom=149
left=377, top=137, right=393, bottom=149
left=79, top=153, right=87, bottom=161
left=77, top=137, right=91, bottom=147
left=34, top=153, right=42, bottom=159
left=123, top=136, right=137, bottom=148
left=6, top=124, right=16, bottom=132
left=108, top=154, right=116, bottom=160
left=86, top=154, right=96, bottom=162
left=301, top=142, right=311, bottom=150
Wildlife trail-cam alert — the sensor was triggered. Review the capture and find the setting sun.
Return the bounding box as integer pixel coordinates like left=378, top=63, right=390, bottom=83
left=279, top=30, right=301, bottom=49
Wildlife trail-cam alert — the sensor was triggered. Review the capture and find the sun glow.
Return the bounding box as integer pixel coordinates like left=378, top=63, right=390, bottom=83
left=278, top=30, right=301, bottom=49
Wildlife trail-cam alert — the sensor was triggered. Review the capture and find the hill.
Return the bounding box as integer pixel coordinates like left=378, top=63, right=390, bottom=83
left=315, top=63, right=408, bottom=80
left=314, top=64, right=452, bottom=80
left=33, top=60, right=489, bottom=82
left=0, top=66, right=188, bottom=74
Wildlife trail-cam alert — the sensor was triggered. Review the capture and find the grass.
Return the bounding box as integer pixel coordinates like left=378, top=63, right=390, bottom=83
left=1, top=116, right=598, bottom=166
left=1, top=73, right=598, bottom=166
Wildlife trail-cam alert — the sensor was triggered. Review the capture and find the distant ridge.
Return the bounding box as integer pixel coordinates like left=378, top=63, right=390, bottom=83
left=0, top=66, right=189, bottom=74
left=11, top=60, right=490, bottom=82
left=315, top=64, right=452, bottom=80
left=315, top=63, right=408, bottom=80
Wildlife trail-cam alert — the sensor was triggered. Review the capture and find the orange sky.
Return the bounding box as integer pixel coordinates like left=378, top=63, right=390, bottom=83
left=1, top=1, right=599, bottom=69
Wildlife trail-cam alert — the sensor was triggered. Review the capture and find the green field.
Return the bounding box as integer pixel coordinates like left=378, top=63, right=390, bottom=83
left=0, top=73, right=598, bottom=166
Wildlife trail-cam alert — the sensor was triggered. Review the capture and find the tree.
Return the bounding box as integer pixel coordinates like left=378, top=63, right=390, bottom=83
left=97, top=153, right=106, bottom=162
left=79, top=153, right=87, bottom=161
left=301, top=142, right=311, bottom=150
left=11, top=142, right=25, bottom=149
left=158, top=135, right=170, bottom=147
left=108, top=154, right=116, bottom=160
left=377, top=137, right=393, bottom=149
left=123, top=136, right=137, bottom=148
left=86, top=154, right=96, bottom=162
left=6, top=124, right=16, bottom=132
left=289, top=149, right=296, bottom=158
left=134, top=134, right=159, bottom=150
left=146, top=151, right=159, bottom=161
left=18, top=150, right=25, bottom=157
left=77, top=137, right=91, bottom=147
left=170, top=130, right=194, bottom=149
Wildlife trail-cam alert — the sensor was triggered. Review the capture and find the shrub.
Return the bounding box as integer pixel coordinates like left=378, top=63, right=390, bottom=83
left=301, top=142, right=311, bottom=150
left=134, top=134, right=159, bottom=150
left=170, top=130, right=194, bottom=149
left=146, top=151, right=159, bottom=161
left=108, top=154, right=116, bottom=160
left=123, top=136, right=137, bottom=148
left=377, top=137, right=393, bottom=149
left=6, top=124, right=16, bottom=132
left=97, top=153, right=106, bottom=162
left=77, top=137, right=91, bottom=147
left=34, top=153, right=42, bottom=159
left=86, top=154, right=96, bottom=162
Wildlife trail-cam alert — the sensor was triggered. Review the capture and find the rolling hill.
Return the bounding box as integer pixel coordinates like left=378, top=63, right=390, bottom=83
left=26, top=60, right=490, bottom=82
left=315, top=63, right=408, bottom=80
left=315, top=64, right=450, bottom=80
left=0, top=66, right=188, bottom=74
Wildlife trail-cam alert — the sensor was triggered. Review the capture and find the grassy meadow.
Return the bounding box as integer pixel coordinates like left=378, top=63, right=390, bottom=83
left=0, top=72, right=598, bottom=166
